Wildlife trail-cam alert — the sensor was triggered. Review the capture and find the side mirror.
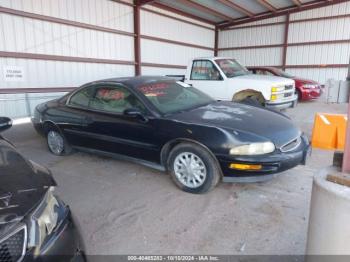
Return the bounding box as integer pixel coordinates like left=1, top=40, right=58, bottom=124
left=0, top=117, right=12, bottom=132
left=123, top=108, right=148, bottom=122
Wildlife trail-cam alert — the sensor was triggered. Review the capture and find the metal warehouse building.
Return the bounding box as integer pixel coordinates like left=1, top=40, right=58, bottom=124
left=0, top=0, right=349, bottom=118
left=1, top=0, right=350, bottom=258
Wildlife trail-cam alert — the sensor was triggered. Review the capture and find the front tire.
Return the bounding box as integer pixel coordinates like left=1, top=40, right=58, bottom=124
left=46, top=129, right=72, bottom=156
left=240, top=96, right=264, bottom=107
left=167, top=143, right=221, bottom=194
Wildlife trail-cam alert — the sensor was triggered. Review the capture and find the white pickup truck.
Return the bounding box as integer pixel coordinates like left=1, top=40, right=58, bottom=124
left=174, top=57, right=297, bottom=110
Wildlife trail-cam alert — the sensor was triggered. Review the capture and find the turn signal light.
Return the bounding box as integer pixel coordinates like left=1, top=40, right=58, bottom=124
left=271, top=86, right=284, bottom=93
left=229, top=163, right=262, bottom=170
left=271, top=95, right=277, bottom=101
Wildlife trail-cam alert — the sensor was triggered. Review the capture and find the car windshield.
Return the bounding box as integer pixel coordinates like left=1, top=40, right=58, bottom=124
left=215, top=59, right=250, bottom=78
left=137, top=81, right=214, bottom=114
left=278, top=69, right=294, bottom=78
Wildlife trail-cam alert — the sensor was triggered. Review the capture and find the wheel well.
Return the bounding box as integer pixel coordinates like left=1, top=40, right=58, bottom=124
left=43, top=121, right=61, bottom=135
left=232, top=90, right=265, bottom=103
left=160, top=139, right=182, bottom=167
left=160, top=138, right=223, bottom=176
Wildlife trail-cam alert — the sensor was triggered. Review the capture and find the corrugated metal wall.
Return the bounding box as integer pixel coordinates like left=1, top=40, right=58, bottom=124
left=218, top=1, right=350, bottom=84
left=219, top=16, right=285, bottom=66
left=287, top=1, right=350, bottom=83
left=1, top=0, right=348, bottom=118
left=0, top=0, right=135, bottom=118
left=0, top=0, right=134, bottom=31
left=140, top=6, right=214, bottom=75
left=219, top=47, right=284, bottom=67
left=220, top=22, right=285, bottom=48
left=0, top=0, right=135, bottom=88
left=0, top=0, right=214, bottom=118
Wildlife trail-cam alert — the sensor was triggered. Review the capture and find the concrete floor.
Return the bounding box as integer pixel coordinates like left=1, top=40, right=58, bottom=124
left=3, top=100, right=348, bottom=255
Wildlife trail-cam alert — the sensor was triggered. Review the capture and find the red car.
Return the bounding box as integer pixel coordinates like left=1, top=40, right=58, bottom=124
left=248, top=66, right=323, bottom=101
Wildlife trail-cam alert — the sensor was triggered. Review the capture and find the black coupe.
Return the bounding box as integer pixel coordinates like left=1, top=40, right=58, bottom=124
left=32, top=76, right=309, bottom=194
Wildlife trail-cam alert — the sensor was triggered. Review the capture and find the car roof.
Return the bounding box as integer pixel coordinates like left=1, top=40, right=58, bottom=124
left=94, top=75, right=174, bottom=88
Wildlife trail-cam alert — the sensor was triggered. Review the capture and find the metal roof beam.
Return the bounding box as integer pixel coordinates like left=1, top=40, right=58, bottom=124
left=137, top=0, right=157, bottom=6
left=217, top=0, right=254, bottom=17
left=219, top=0, right=349, bottom=29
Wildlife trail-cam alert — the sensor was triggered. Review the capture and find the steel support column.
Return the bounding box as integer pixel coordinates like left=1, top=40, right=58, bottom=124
left=342, top=56, right=350, bottom=173
left=214, top=26, right=219, bottom=57
left=134, top=0, right=141, bottom=76
left=282, top=13, right=290, bottom=70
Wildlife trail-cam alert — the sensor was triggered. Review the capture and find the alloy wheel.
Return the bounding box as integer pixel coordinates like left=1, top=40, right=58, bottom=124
left=47, top=131, right=64, bottom=155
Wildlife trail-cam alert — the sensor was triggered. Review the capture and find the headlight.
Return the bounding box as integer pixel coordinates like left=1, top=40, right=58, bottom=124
left=230, top=142, right=275, bottom=155
left=302, top=84, right=316, bottom=89
left=271, top=86, right=284, bottom=93
left=28, top=187, right=67, bottom=254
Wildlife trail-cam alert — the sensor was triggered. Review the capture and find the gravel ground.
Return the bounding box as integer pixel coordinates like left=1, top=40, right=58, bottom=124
left=3, top=100, right=347, bottom=255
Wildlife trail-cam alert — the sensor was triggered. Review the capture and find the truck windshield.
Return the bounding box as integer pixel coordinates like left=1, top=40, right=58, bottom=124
left=215, top=59, right=250, bottom=78
left=137, top=81, right=214, bottom=115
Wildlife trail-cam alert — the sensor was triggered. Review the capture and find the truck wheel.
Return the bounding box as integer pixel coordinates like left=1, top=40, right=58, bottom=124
left=240, top=96, right=264, bottom=107
left=167, top=143, right=221, bottom=194
left=45, top=126, right=72, bottom=156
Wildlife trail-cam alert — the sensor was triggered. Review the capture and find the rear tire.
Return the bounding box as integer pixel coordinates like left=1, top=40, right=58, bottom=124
left=167, top=143, right=221, bottom=194
left=45, top=125, right=72, bottom=156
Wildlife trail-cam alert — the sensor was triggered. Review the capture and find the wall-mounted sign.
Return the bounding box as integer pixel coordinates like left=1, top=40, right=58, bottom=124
left=3, top=66, right=25, bottom=82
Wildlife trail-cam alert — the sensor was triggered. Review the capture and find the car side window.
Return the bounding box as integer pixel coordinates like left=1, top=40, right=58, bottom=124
left=191, top=60, right=221, bottom=81
left=68, top=86, right=94, bottom=108
left=89, top=86, right=145, bottom=114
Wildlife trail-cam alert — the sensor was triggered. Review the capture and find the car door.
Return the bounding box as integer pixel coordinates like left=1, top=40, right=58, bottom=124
left=81, top=84, right=159, bottom=162
left=186, top=60, right=226, bottom=100
left=62, top=85, right=98, bottom=147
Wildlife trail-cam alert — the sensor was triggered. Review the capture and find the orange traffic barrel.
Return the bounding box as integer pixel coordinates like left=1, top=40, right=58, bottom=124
left=311, top=113, right=348, bottom=150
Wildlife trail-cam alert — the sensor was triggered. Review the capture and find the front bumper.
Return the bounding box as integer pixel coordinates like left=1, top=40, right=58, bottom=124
left=300, top=87, right=322, bottom=100
left=218, top=135, right=310, bottom=183
left=25, top=209, right=85, bottom=262
left=265, top=95, right=298, bottom=110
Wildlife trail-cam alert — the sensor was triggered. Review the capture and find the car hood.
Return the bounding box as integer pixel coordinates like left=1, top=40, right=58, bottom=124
left=294, top=77, right=318, bottom=85
left=170, top=101, right=300, bottom=148
left=229, top=74, right=294, bottom=85
left=0, top=140, right=56, bottom=231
